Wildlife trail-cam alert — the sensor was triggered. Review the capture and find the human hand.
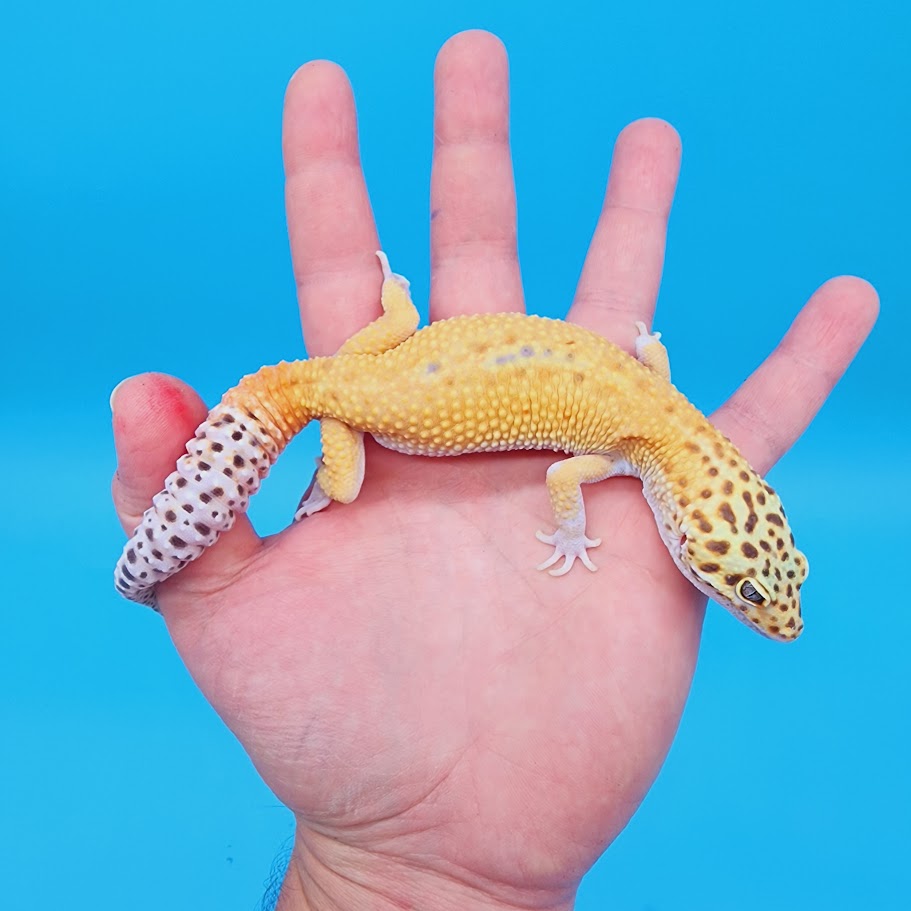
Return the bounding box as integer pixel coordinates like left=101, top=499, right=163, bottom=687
left=111, top=30, right=878, bottom=911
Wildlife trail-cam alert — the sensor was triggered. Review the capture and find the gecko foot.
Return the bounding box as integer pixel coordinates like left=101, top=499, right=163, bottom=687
left=376, top=250, right=410, bottom=290
left=634, top=320, right=661, bottom=350
left=294, top=463, right=332, bottom=522
left=535, top=528, right=602, bottom=576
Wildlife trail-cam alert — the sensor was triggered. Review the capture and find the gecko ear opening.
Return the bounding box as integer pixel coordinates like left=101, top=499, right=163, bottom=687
left=735, top=578, right=770, bottom=606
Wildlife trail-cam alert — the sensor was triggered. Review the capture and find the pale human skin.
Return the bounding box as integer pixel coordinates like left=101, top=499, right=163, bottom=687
left=111, top=30, right=878, bottom=911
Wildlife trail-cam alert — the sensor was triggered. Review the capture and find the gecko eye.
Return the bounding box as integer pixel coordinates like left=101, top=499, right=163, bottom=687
left=735, top=578, right=770, bottom=606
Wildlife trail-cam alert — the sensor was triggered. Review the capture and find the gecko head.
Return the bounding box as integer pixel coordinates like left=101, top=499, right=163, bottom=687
left=679, top=475, right=808, bottom=642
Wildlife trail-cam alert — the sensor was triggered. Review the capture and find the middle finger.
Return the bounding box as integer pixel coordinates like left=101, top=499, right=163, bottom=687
left=568, top=118, right=681, bottom=349
left=430, top=31, right=523, bottom=319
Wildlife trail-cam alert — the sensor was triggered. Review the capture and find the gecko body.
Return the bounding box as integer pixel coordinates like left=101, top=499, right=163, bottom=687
left=115, top=254, right=807, bottom=640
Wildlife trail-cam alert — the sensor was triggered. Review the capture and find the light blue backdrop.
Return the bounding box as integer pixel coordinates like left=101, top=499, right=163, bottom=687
left=2, top=1, right=907, bottom=907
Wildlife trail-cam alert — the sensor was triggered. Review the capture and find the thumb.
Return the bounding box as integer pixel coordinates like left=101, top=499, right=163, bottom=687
left=111, top=372, right=262, bottom=606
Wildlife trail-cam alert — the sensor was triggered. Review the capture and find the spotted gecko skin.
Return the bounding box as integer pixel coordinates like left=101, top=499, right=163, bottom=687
left=115, top=253, right=808, bottom=640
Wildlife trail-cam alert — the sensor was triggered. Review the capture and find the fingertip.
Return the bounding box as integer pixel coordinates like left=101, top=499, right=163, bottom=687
left=433, top=30, right=510, bottom=146
left=616, top=117, right=682, bottom=150
left=781, top=275, right=880, bottom=376
left=112, top=373, right=207, bottom=459
left=111, top=371, right=205, bottom=421
left=812, top=274, right=880, bottom=329
left=284, top=59, right=351, bottom=105
left=282, top=60, right=358, bottom=169
left=436, top=30, right=507, bottom=72
left=606, top=118, right=682, bottom=214
left=112, top=373, right=209, bottom=533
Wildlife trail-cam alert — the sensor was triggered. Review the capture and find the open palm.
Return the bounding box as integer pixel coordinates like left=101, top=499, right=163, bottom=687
left=111, top=31, right=877, bottom=910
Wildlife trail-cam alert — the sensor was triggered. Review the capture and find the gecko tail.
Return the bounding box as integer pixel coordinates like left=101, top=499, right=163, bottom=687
left=114, top=360, right=314, bottom=607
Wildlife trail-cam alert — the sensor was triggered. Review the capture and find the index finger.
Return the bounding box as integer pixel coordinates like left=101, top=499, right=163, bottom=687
left=283, top=61, right=382, bottom=356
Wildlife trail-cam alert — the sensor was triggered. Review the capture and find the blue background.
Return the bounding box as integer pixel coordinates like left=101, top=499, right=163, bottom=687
left=2, top=0, right=908, bottom=907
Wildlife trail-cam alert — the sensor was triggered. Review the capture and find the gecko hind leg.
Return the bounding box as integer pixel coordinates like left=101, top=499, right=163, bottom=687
left=536, top=453, right=637, bottom=576
left=296, top=252, right=419, bottom=520
left=334, top=251, right=420, bottom=356
left=295, top=419, right=365, bottom=521
left=634, top=321, right=671, bottom=382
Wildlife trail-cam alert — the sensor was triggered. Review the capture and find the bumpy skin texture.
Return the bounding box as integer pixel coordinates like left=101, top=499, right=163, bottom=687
left=115, top=258, right=807, bottom=638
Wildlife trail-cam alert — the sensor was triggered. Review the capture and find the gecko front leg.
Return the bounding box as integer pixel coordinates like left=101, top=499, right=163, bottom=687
left=536, top=453, right=639, bottom=576
left=536, top=325, right=664, bottom=574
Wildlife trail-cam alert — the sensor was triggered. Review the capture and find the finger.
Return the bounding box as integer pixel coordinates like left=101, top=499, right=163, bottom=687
left=568, top=118, right=681, bottom=349
left=283, top=61, right=382, bottom=356
left=430, top=30, right=523, bottom=319
left=712, top=276, right=879, bottom=474
left=111, top=373, right=261, bottom=592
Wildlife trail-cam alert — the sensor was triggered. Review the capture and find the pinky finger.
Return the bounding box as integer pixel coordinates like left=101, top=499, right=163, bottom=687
left=712, top=276, right=879, bottom=475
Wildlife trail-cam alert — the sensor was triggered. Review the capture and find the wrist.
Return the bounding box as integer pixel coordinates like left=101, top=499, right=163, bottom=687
left=276, top=827, right=576, bottom=911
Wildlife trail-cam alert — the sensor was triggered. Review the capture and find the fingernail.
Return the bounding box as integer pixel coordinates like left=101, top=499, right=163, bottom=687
left=110, top=376, right=134, bottom=411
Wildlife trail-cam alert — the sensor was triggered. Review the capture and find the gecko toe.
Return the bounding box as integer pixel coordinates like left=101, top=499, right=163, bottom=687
left=548, top=556, right=576, bottom=576
left=536, top=548, right=563, bottom=572
left=579, top=551, right=599, bottom=572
